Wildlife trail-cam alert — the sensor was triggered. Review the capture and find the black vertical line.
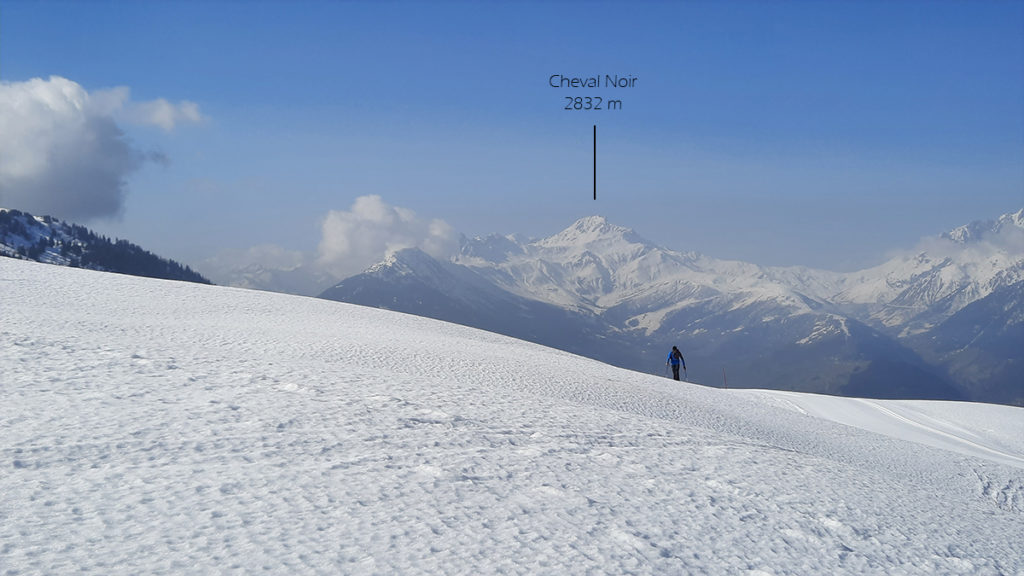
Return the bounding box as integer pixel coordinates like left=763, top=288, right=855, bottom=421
left=593, top=125, right=597, bottom=200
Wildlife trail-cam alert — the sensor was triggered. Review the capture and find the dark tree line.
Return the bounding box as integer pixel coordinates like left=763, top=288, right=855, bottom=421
left=1, top=209, right=211, bottom=285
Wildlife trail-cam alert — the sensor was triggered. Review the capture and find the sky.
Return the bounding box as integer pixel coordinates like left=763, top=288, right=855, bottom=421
left=1, top=1, right=1022, bottom=283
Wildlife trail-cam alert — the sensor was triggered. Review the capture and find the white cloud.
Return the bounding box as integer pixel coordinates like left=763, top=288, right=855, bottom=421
left=0, top=76, right=203, bottom=221
left=200, top=197, right=461, bottom=295
left=886, top=217, right=1024, bottom=270
left=121, top=97, right=204, bottom=131
left=90, top=85, right=204, bottom=131
left=316, top=195, right=459, bottom=280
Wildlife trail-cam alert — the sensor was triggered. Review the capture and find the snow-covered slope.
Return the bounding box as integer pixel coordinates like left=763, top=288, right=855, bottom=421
left=319, top=247, right=645, bottom=374
left=736, top=389, right=1024, bottom=470
left=3, top=257, right=1023, bottom=574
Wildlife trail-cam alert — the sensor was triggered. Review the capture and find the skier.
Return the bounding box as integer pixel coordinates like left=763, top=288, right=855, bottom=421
left=667, top=345, right=686, bottom=381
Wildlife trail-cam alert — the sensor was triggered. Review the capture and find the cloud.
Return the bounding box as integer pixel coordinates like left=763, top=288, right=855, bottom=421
left=128, top=98, right=203, bottom=131
left=205, top=244, right=308, bottom=274
left=91, top=85, right=205, bottom=131
left=0, top=76, right=203, bottom=221
left=890, top=214, right=1024, bottom=266
left=199, top=197, right=461, bottom=295
left=200, top=245, right=329, bottom=296
left=316, top=195, right=459, bottom=279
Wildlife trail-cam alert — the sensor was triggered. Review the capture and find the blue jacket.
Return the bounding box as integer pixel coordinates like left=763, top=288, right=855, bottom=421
left=668, top=349, right=685, bottom=368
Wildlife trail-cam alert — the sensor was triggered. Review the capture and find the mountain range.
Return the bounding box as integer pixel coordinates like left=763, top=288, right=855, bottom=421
left=4, top=204, right=1019, bottom=405
left=321, top=209, right=1024, bottom=406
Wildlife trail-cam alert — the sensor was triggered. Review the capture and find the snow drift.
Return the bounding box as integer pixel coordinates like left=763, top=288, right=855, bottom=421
left=1, top=257, right=1022, bottom=574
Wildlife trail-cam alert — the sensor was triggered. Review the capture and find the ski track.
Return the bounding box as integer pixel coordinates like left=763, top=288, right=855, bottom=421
left=854, top=399, right=1024, bottom=469
left=738, top=390, right=1024, bottom=470
left=1, top=258, right=1023, bottom=575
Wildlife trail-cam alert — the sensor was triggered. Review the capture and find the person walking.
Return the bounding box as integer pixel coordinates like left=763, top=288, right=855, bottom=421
left=667, top=346, right=686, bottom=381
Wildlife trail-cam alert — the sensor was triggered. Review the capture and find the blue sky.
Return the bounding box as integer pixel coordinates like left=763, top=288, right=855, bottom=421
left=1, top=1, right=1022, bottom=276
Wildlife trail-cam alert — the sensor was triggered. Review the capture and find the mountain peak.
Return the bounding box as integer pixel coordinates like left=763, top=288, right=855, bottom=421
left=573, top=215, right=610, bottom=229
left=539, top=215, right=649, bottom=249
left=943, top=208, right=1024, bottom=244
left=366, top=247, right=438, bottom=275
left=568, top=215, right=630, bottom=235
left=1000, top=208, right=1024, bottom=229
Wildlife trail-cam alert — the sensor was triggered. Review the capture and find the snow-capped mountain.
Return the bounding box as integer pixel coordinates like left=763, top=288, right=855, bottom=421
left=827, top=208, right=1024, bottom=336
left=320, top=247, right=645, bottom=370
left=909, top=280, right=1024, bottom=405
left=320, top=210, right=1023, bottom=405
left=325, top=217, right=986, bottom=401
left=944, top=208, right=1024, bottom=244
left=4, top=256, right=1023, bottom=574
left=459, top=216, right=821, bottom=322
left=203, top=261, right=333, bottom=297
left=0, top=208, right=210, bottom=284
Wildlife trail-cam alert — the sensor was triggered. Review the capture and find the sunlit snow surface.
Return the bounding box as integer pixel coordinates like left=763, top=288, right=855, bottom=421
left=2, top=258, right=1022, bottom=575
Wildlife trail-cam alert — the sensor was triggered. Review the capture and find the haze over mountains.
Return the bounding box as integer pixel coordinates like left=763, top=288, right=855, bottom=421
left=322, top=210, right=1024, bottom=406
left=3, top=203, right=1020, bottom=405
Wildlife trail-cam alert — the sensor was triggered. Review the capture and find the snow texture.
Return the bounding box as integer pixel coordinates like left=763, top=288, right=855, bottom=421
left=2, top=257, right=1023, bottom=575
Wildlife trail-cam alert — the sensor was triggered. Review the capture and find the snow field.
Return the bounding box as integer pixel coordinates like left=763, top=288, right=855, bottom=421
left=1, top=257, right=1023, bottom=575
left=737, top=389, right=1024, bottom=470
